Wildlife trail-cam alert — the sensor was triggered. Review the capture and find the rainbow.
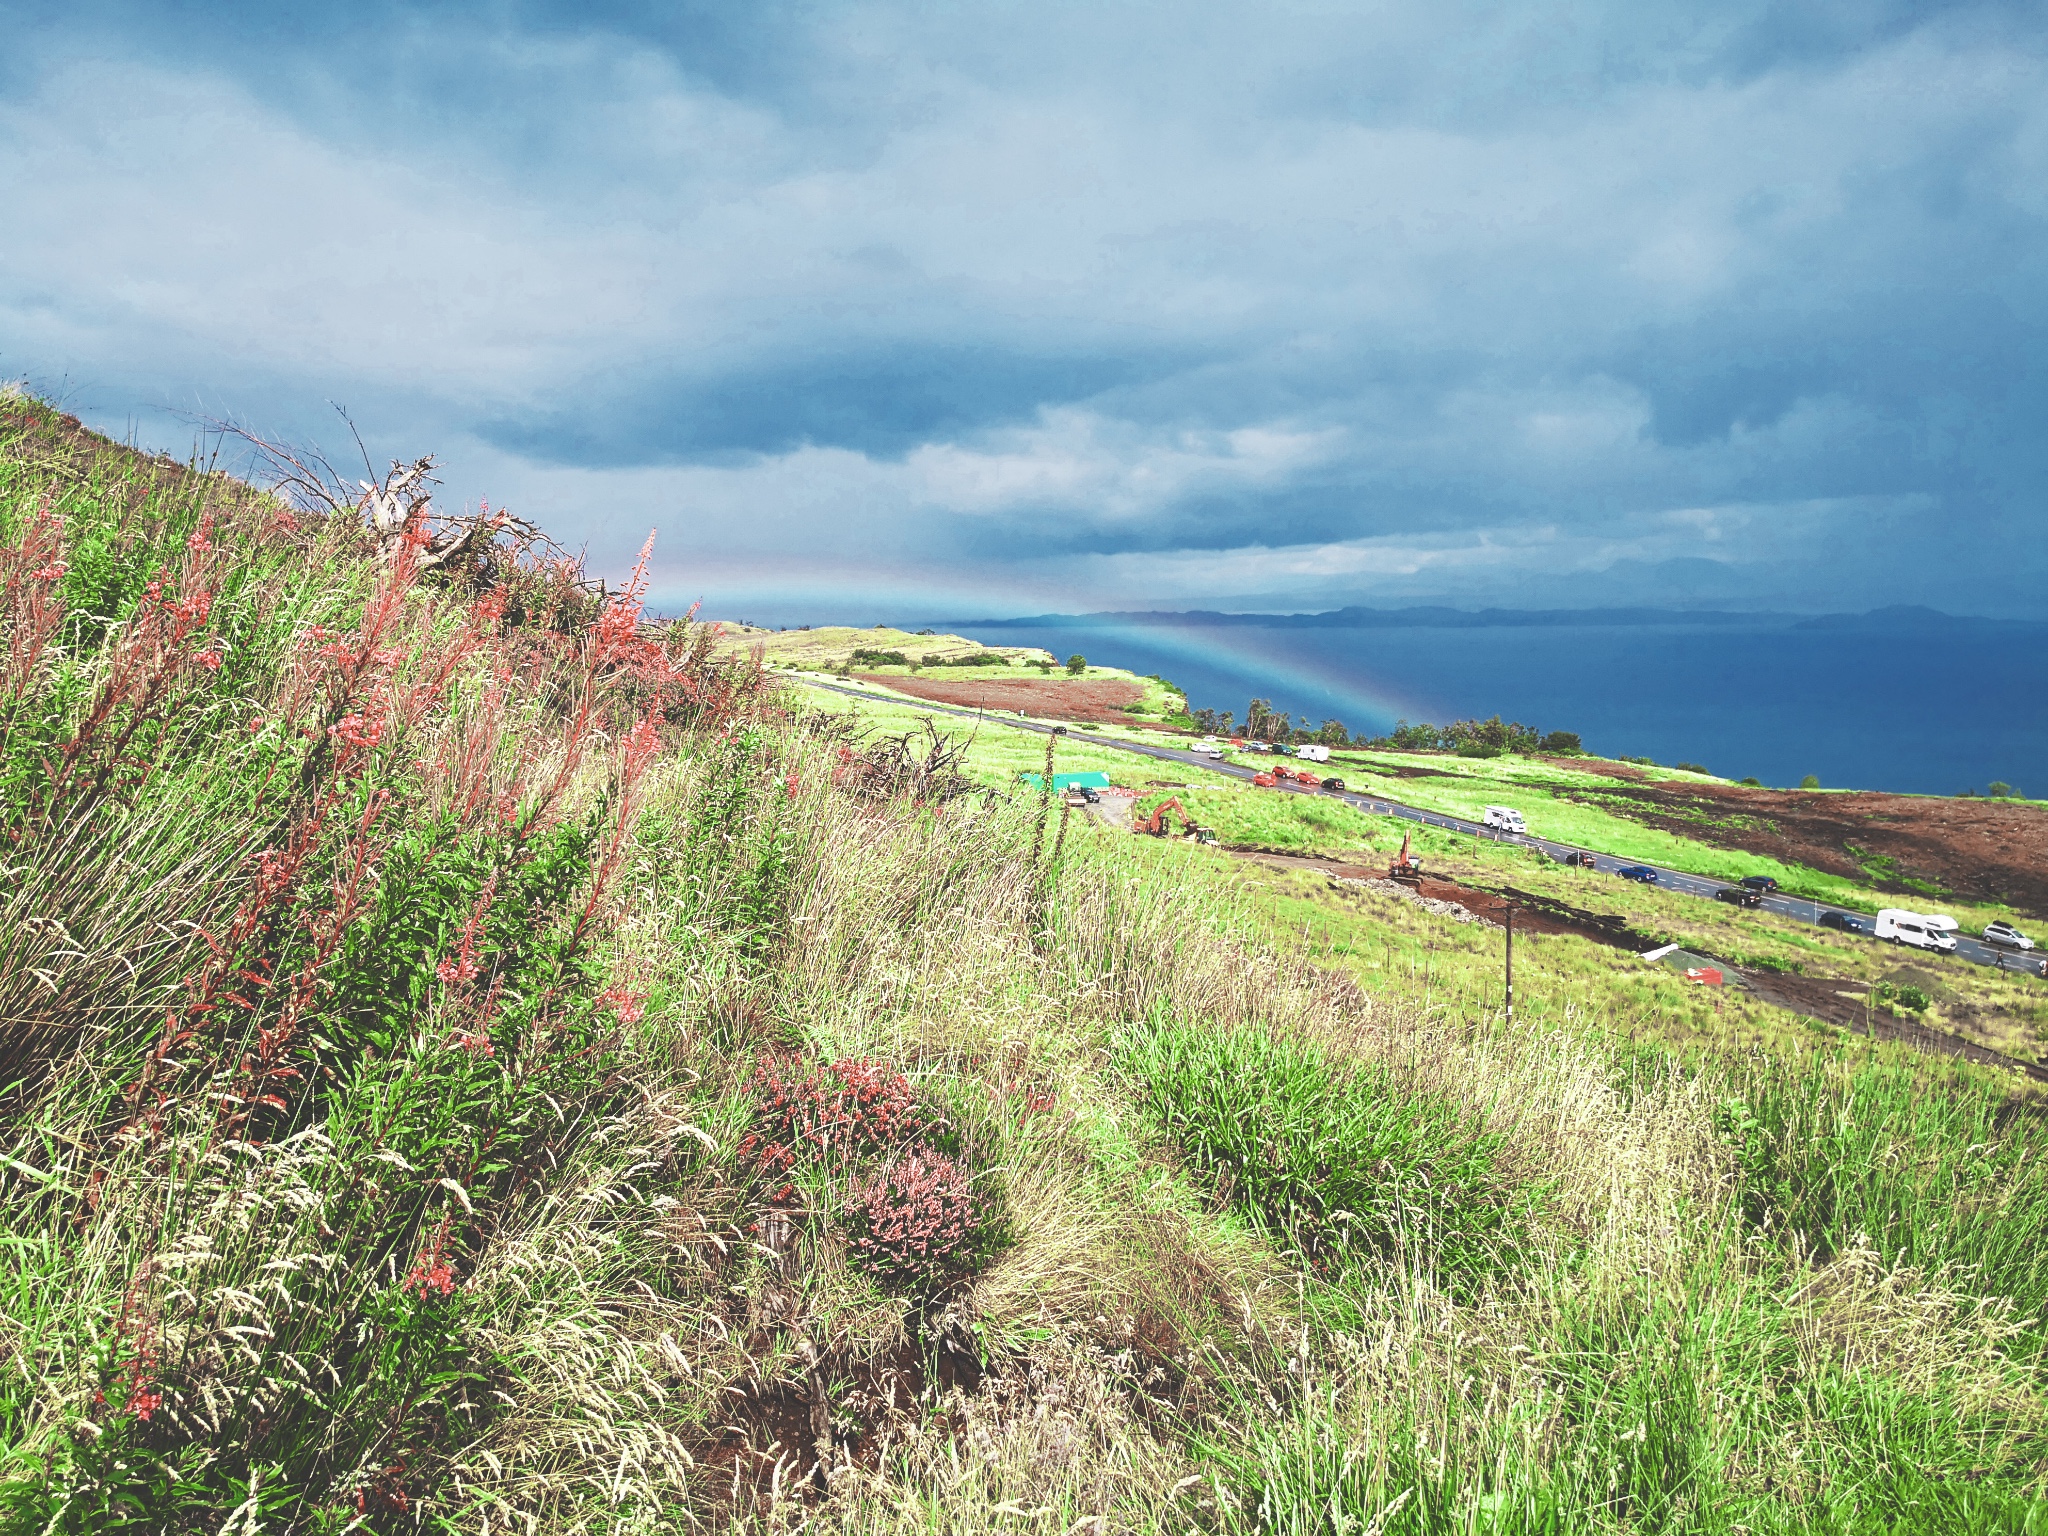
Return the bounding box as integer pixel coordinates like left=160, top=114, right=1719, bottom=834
left=644, top=556, right=1440, bottom=734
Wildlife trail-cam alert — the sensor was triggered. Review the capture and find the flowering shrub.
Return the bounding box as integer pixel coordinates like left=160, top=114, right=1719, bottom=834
left=845, top=1146, right=980, bottom=1283
left=739, top=1055, right=926, bottom=1181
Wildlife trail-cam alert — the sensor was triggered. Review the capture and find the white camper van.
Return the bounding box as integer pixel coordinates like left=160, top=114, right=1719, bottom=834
left=1482, top=805, right=1527, bottom=835
left=1295, top=743, right=1331, bottom=763
left=1874, top=909, right=1958, bottom=953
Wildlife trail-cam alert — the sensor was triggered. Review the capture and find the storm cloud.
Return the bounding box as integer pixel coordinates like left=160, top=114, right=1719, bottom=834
left=3, top=1, right=2043, bottom=619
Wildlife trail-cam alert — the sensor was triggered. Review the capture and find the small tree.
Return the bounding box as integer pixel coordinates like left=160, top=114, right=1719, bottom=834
left=1317, top=719, right=1349, bottom=747
left=1065, top=654, right=1087, bottom=675
left=1989, top=781, right=2014, bottom=798
left=1800, top=774, right=1821, bottom=790
left=1539, top=730, right=1582, bottom=755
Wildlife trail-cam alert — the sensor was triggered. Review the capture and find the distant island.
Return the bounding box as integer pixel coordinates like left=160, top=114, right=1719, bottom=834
left=941, top=603, right=2043, bottom=631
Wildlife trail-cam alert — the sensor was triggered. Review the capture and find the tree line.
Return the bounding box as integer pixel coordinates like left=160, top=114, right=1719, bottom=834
left=1189, top=700, right=1583, bottom=757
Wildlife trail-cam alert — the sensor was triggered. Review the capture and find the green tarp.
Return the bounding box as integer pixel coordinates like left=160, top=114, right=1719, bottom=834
left=1017, top=771, right=1114, bottom=790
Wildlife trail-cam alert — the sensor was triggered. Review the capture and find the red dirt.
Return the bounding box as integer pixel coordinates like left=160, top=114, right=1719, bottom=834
left=1542, top=766, right=2048, bottom=917
left=857, top=674, right=1150, bottom=724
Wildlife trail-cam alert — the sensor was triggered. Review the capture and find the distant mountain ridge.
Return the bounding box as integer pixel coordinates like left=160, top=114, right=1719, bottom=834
left=942, top=603, right=2044, bottom=631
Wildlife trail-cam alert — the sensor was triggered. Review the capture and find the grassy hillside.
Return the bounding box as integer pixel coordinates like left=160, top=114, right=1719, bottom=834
left=709, top=621, right=1052, bottom=668
left=3, top=394, right=2047, bottom=1534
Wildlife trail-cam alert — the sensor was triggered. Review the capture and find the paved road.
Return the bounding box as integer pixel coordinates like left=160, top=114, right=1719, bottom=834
left=802, top=675, right=2045, bottom=980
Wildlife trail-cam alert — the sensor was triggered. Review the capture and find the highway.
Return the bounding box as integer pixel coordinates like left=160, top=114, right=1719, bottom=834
left=801, top=675, right=2045, bottom=980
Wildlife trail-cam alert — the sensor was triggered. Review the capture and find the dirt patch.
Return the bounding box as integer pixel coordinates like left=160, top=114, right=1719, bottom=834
left=1734, top=968, right=2048, bottom=1081
left=856, top=674, right=1150, bottom=724
left=1547, top=777, right=2048, bottom=916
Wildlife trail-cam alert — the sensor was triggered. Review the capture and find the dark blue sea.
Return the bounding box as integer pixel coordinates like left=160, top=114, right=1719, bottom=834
left=943, top=619, right=2047, bottom=797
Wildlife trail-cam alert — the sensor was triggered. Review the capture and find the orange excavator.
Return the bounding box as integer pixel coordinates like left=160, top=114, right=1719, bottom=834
left=1388, top=830, right=1423, bottom=881
left=1140, top=797, right=1217, bottom=844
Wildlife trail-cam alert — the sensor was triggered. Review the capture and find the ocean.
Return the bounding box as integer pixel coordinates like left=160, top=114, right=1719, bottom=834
left=944, top=619, right=2047, bottom=796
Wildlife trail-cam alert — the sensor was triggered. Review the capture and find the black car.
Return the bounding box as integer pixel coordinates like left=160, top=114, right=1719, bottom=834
left=1320, top=776, right=1347, bottom=792
left=1818, top=910, right=1873, bottom=935
left=1615, top=865, right=1658, bottom=883
left=1715, top=886, right=1762, bottom=908
left=1739, top=875, right=1780, bottom=894
left=1559, top=851, right=1597, bottom=869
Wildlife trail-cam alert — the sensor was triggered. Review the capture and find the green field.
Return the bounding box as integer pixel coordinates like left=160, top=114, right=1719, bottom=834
left=8, top=392, right=2048, bottom=1533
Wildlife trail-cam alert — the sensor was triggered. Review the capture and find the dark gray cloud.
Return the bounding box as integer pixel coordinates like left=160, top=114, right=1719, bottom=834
left=2, top=1, right=2044, bottom=617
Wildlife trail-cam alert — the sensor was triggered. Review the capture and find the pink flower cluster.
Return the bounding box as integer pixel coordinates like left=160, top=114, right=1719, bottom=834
left=847, top=1147, right=979, bottom=1281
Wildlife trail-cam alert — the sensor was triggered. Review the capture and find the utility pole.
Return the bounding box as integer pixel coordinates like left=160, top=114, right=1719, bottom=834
left=1504, top=904, right=1515, bottom=1023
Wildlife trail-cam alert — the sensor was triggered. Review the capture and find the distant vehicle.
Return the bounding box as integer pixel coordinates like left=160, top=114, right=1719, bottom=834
left=1874, top=909, right=1958, bottom=953
left=1194, top=737, right=1224, bottom=758
left=1921, top=914, right=1960, bottom=934
left=1715, top=887, right=1763, bottom=908
left=1295, top=744, right=1332, bottom=763
left=1819, top=910, right=1873, bottom=935
left=1247, top=741, right=1273, bottom=754
left=1320, top=776, right=1347, bottom=792
left=1739, top=876, right=1780, bottom=894
left=1482, top=805, right=1527, bottom=835
left=1616, top=865, right=1658, bottom=883
left=1559, top=851, right=1597, bottom=868
left=1078, top=785, right=1100, bottom=804
left=1985, top=921, right=2036, bottom=951
left=1252, top=771, right=1278, bottom=787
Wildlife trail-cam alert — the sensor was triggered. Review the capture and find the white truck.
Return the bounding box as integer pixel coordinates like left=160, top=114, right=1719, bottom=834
left=1873, top=909, right=1958, bottom=953
left=1482, top=805, right=1527, bottom=835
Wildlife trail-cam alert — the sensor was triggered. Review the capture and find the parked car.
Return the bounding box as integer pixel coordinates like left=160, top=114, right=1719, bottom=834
left=1715, top=887, right=1763, bottom=908
left=1739, top=875, right=1780, bottom=894
left=1078, top=785, right=1100, bottom=804
left=1320, top=776, right=1347, bottom=792
left=1874, top=909, right=1958, bottom=953
left=1615, top=865, right=1659, bottom=883
left=1818, top=910, right=1873, bottom=935
left=1985, top=921, right=2037, bottom=951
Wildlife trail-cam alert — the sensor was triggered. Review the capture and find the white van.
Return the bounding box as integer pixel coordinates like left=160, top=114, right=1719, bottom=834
left=1295, top=743, right=1331, bottom=763
left=1195, top=736, right=1223, bottom=758
left=1482, top=805, right=1527, bottom=835
left=1874, top=909, right=1958, bottom=953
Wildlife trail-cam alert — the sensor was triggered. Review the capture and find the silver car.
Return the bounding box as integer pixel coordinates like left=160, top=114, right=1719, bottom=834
left=1985, top=921, right=2036, bottom=952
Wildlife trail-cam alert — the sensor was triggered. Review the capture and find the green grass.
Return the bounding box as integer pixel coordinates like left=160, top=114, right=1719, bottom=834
left=7, top=391, right=2048, bottom=1534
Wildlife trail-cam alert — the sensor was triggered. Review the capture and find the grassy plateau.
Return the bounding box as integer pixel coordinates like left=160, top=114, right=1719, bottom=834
left=0, top=391, right=2045, bottom=1535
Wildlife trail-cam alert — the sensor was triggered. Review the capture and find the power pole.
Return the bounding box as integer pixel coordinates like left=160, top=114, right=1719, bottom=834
left=1504, top=904, right=1515, bottom=1024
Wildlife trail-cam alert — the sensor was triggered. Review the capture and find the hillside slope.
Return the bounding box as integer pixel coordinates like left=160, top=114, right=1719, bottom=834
left=2, top=396, right=2046, bottom=1534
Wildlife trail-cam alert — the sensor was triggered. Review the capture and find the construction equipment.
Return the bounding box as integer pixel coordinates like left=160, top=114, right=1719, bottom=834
left=1389, top=830, right=1423, bottom=880
left=1140, top=797, right=1216, bottom=843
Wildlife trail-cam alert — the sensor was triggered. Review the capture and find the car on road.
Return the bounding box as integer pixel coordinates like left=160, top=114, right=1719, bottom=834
left=1819, top=910, right=1874, bottom=935
left=1615, top=865, right=1659, bottom=883
left=1558, top=851, right=1597, bottom=868
left=1715, top=886, right=1763, bottom=908
left=1985, top=921, right=2037, bottom=951
left=1320, top=776, right=1347, bottom=791
left=1739, top=875, right=1780, bottom=894
left=1874, top=909, right=1958, bottom=953
left=1482, top=805, right=1528, bottom=834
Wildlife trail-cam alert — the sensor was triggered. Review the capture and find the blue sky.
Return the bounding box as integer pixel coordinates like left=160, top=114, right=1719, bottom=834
left=3, top=1, right=2044, bottom=620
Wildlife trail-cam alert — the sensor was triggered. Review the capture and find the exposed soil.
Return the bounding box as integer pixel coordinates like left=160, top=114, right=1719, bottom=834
left=1548, top=767, right=2048, bottom=917
left=856, top=673, right=1151, bottom=724
left=1359, top=751, right=2048, bottom=917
